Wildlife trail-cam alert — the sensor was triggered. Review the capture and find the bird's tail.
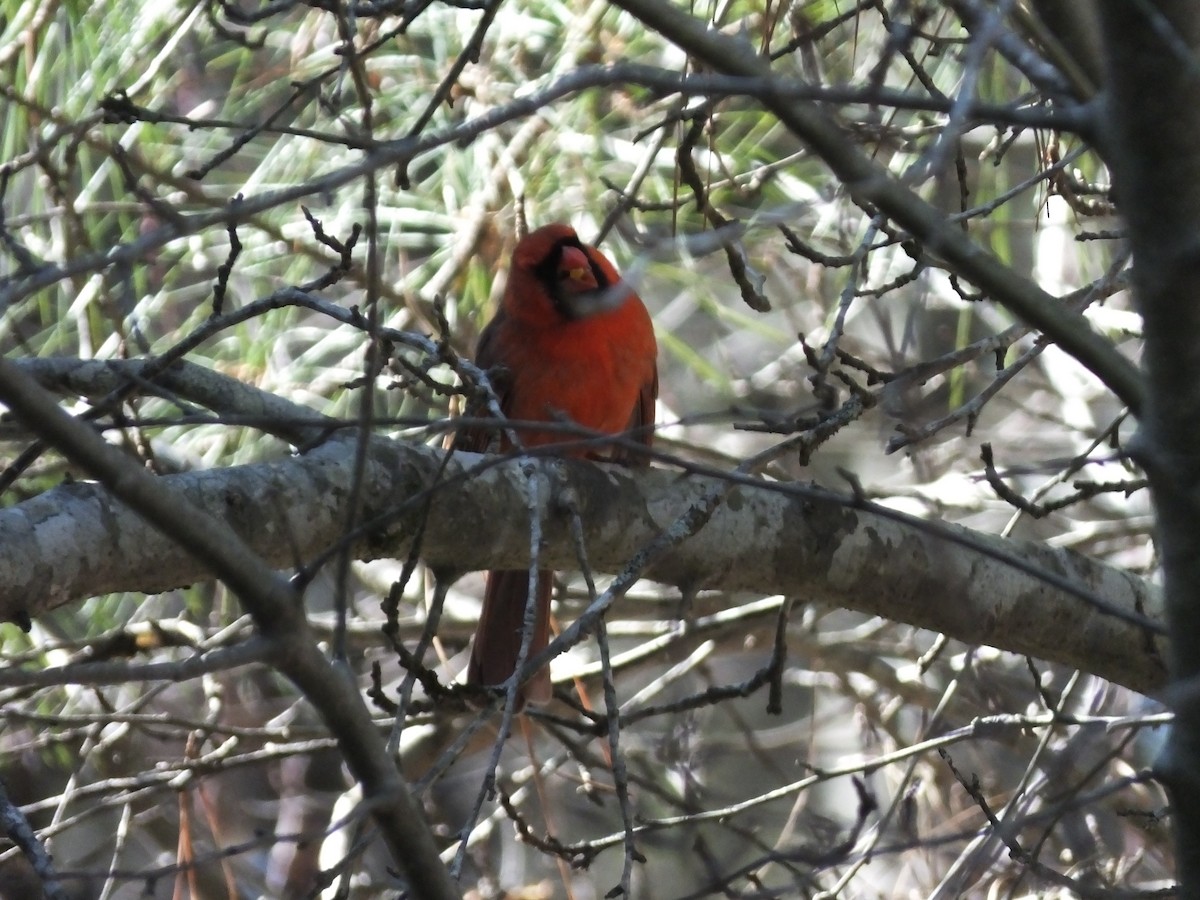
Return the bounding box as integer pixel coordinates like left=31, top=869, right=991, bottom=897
left=467, top=569, right=553, bottom=707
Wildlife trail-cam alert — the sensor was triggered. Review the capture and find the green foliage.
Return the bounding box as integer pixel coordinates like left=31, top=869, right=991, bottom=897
left=0, top=1, right=1161, bottom=897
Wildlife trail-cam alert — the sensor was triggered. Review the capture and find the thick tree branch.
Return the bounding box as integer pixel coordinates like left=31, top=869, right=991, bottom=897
left=0, top=420, right=1166, bottom=694
left=1097, top=0, right=1200, bottom=889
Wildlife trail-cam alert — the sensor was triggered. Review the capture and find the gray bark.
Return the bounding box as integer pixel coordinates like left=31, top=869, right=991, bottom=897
left=0, top=424, right=1166, bottom=694
left=1098, top=1, right=1200, bottom=892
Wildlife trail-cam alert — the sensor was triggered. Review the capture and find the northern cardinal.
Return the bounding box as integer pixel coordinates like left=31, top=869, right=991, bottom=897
left=457, top=223, right=658, bottom=706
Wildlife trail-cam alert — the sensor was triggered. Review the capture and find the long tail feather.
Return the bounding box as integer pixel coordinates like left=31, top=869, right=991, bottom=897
left=467, top=569, right=553, bottom=706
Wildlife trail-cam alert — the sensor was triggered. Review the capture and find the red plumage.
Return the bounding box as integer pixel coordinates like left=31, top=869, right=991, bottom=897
left=457, top=223, right=658, bottom=706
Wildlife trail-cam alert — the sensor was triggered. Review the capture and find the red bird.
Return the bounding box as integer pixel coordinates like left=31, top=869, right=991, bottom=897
left=457, top=223, right=658, bottom=706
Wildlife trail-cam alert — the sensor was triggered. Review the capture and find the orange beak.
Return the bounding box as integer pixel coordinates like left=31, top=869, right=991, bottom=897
left=556, top=244, right=631, bottom=318
left=558, top=246, right=600, bottom=292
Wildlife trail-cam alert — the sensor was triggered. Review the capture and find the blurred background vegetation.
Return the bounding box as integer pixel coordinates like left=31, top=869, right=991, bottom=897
left=0, top=0, right=1166, bottom=897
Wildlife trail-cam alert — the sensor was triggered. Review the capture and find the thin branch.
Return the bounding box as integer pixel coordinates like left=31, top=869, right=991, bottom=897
left=604, top=0, right=1143, bottom=412
left=0, top=358, right=460, bottom=900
